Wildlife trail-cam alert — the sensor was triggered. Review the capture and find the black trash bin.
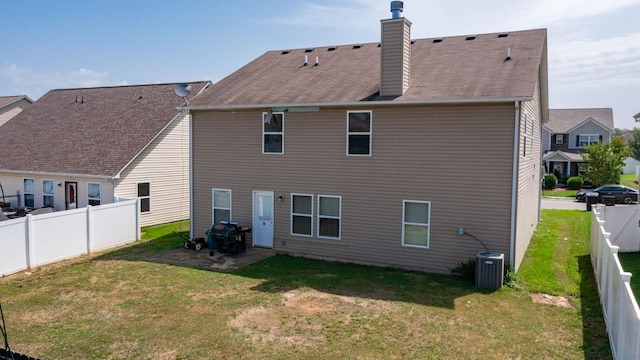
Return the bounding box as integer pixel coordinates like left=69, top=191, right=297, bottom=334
left=603, top=195, right=616, bottom=206
left=585, top=192, right=599, bottom=211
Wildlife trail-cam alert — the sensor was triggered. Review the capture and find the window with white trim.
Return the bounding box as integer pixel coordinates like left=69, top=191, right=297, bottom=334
left=88, top=182, right=101, bottom=206
left=347, top=111, right=372, bottom=156
left=291, top=193, right=313, bottom=236
left=318, top=195, right=341, bottom=239
left=137, top=183, right=150, bottom=213
left=262, top=112, right=284, bottom=154
left=578, top=134, right=600, bottom=147
left=42, top=180, right=54, bottom=208
left=23, top=178, right=35, bottom=208
left=402, top=200, right=430, bottom=248
left=555, top=134, right=564, bottom=145
left=212, top=188, right=232, bottom=224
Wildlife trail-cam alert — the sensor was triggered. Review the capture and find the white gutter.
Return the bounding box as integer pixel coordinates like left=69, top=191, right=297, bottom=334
left=183, top=96, right=534, bottom=112
left=510, top=100, right=521, bottom=267
left=0, top=169, right=115, bottom=180
left=113, top=111, right=184, bottom=179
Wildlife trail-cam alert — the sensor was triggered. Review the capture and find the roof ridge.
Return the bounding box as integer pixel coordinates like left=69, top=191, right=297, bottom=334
left=49, top=80, right=210, bottom=93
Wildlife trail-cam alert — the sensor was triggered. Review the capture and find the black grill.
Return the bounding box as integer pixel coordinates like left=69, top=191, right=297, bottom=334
left=207, top=222, right=251, bottom=255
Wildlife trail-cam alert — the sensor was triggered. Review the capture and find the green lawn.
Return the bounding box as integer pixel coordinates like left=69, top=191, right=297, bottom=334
left=620, top=173, right=639, bottom=189
left=542, top=189, right=578, bottom=198
left=618, top=252, right=640, bottom=304
left=0, top=214, right=611, bottom=359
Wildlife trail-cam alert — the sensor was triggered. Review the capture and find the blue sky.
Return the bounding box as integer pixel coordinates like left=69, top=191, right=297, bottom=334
left=2, top=0, right=639, bottom=128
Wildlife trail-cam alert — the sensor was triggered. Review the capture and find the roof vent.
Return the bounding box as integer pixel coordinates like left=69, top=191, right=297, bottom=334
left=327, top=46, right=337, bottom=51
left=281, top=50, right=291, bottom=55
left=498, top=32, right=509, bottom=38
left=466, top=35, right=476, bottom=40
left=377, top=43, right=381, bottom=47
left=390, top=1, right=404, bottom=19
left=433, top=38, right=443, bottom=43
left=411, top=39, right=415, bottom=44
left=352, top=44, right=362, bottom=49
left=304, top=48, right=314, bottom=53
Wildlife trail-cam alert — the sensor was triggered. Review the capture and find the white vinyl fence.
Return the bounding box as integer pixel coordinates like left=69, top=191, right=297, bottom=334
left=0, top=199, right=140, bottom=277
left=591, top=207, right=640, bottom=360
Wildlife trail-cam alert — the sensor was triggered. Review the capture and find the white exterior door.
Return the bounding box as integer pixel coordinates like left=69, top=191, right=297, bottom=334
left=252, top=190, right=274, bottom=248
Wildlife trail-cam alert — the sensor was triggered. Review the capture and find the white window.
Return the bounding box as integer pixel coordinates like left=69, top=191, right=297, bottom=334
left=212, top=188, right=232, bottom=224
left=402, top=200, right=431, bottom=248
left=262, top=112, right=284, bottom=154
left=318, top=195, right=341, bottom=239
left=578, top=134, right=600, bottom=147
left=291, top=193, right=313, bottom=236
left=23, top=178, right=35, bottom=208
left=137, top=183, right=150, bottom=213
left=88, top=183, right=101, bottom=206
left=555, top=135, right=564, bottom=145
left=43, top=180, right=54, bottom=207
left=347, top=111, right=372, bottom=156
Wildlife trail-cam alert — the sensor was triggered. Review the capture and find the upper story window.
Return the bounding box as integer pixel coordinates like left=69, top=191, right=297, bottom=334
left=577, top=134, right=601, bottom=147
left=137, top=182, right=150, bottom=213
left=402, top=200, right=431, bottom=248
left=347, top=111, right=372, bottom=156
left=88, top=183, right=101, bottom=206
left=555, top=134, right=564, bottom=145
left=291, top=193, right=313, bottom=236
left=263, top=112, right=284, bottom=154
left=23, top=178, right=35, bottom=208
left=212, top=188, right=232, bottom=224
left=43, top=180, right=54, bottom=207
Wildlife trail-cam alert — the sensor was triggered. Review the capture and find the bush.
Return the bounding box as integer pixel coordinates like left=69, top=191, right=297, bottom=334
left=566, top=176, right=584, bottom=190
left=451, top=258, right=476, bottom=284
left=543, top=174, right=557, bottom=189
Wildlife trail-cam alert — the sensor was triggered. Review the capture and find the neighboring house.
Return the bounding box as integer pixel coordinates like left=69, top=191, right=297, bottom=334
left=187, top=6, right=548, bottom=273
left=0, top=81, right=211, bottom=227
left=0, top=95, right=33, bottom=127
left=542, top=108, right=614, bottom=179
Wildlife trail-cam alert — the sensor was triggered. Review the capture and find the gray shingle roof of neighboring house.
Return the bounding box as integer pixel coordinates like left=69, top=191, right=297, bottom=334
left=0, top=81, right=210, bottom=177
left=546, top=108, right=614, bottom=133
left=0, top=95, right=33, bottom=108
left=189, top=28, right=548, bottom=109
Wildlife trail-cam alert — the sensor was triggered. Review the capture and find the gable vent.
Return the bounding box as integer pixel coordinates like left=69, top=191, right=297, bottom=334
left=466, top=35, right=476, bottom=40
left=327, top=46, right=337, bottom=51
left=281, top=50, right=291, bottom=55
left=352, top=44, right=362, bottom=49
left=433, top=38, right=443, bottom=43
left=498, top=32, right=509, bottom=38
left=304, top=48, right=314, bottom=53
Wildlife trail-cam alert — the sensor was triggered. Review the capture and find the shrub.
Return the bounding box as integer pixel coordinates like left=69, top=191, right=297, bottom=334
left=503, top=265, right=519, bottom=288
left=451, top=258, right=476, bottom=284
left=543, top=174, right=557, bottom=189
left=566, top=176, right=584, bottom=190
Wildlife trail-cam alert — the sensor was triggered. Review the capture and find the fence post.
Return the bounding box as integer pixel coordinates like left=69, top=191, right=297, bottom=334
left=136, top=198, right=141, bottom=240
left=25, top=214, right=33, bottom=269
left=617, top=272, right=633, bottom=359
left=86, top=205, right=93, bottom=253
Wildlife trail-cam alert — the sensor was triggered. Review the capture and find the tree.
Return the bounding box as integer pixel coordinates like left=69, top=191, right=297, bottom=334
left=627, top=129, right=640, bottom=161
left=580, top=137, right=630, bottom=187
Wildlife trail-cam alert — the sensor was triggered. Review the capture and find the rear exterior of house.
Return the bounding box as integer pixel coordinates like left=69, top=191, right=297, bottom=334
left=0, top=82, right=208, bottom=227
left=188, top=6, right=547, bottom=273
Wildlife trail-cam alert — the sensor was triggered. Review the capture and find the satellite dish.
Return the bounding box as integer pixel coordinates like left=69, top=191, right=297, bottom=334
left=174, top=84, right=191, bottom=98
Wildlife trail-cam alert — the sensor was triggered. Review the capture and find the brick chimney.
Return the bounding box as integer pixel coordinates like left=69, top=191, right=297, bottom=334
left=380, top=1, right=411, bottom=96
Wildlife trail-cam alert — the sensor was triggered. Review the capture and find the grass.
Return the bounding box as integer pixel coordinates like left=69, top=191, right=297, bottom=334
left=542, top=189, right=578, bottom=198
left=620, top=173, right=639, bottom=188
left=0, top=214, right=611, bottom=359
left=618, top=252, right=640, bottom=304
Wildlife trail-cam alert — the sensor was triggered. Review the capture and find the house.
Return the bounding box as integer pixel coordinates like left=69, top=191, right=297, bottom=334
left=0, top=81, right=211, bottom=227
left=0, top=95, right=33, bottom=128
left=542, top=108, right=614, bottom=179
left=186, top=4, right=548, bottom=273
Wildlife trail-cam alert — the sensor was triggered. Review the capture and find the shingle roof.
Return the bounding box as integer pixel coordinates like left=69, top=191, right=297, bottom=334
left=0, top=81, right=210, bottom=177
left=0, top=95, right=32, bottom=109
left=189, top=28, right=547, bottom=108
left=546, top=108, right=614, bottom=133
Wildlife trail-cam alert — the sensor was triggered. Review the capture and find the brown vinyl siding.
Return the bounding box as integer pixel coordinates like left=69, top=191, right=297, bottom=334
left=192, top=103, right=517, bottom=273
left=514, top=81, right=543, bottom=271
left=380, top=18, right=411, bottom=96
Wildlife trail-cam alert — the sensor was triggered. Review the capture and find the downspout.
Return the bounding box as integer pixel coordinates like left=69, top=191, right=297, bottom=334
left=189, top=111, right=194, bottom=239
left=509, top=101, right=521, bottom=268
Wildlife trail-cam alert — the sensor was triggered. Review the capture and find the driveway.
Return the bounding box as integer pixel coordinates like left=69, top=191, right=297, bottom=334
left=541, top=197, right=588, bottom=210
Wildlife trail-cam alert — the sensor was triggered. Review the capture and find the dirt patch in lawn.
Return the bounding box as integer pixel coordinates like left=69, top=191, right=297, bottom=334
left=530, top=293, right=575, bottom=309
left=230, top=288, right=399, bottom=347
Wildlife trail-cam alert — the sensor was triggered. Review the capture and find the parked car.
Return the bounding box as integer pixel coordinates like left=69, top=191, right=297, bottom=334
left=575, top=185, right=638, bottom=204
